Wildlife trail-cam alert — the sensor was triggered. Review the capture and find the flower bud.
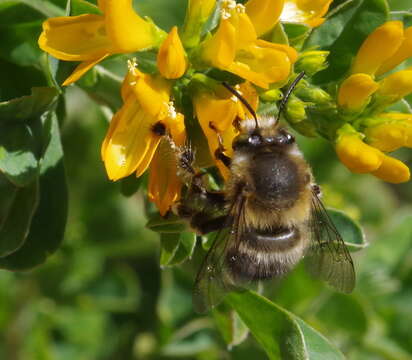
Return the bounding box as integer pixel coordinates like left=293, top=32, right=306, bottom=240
left=338, top=73, right=378, bottom=111
left=295, top=51, right=329, bottom=76
left=260, top=88, right=282, bottom=102
left=371, top=154, right=410, bottom=183
left=377, top=70, right=412, bottom=101
left=285, top=95, right=306, bottom=123
left=335, top=124, right=383, bottom=173
left=157, top=26, right=188, bottom=79
left=295, top=83, right=332, bottom=106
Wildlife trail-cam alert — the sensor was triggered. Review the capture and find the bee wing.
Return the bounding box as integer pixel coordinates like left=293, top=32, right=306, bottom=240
left=305, top=190, right=356, bottom=293
left=192, top=195, right=247, bottom=313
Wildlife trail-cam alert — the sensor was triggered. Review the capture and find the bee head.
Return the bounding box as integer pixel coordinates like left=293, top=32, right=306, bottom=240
left=233, top=127, right=295, bottom=151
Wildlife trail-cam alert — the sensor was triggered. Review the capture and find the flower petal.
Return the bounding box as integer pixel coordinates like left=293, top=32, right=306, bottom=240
left=371, top=154, right=410, bottom=183
left=377, top=26, right=412, bottom=75
left=365, top=122, right=409, bottom=152
left=62, top=53, right=109, bottom=86
left=281, top=0, right=331, bottom=27
left=337, top=73, right=379, bottom=111
left=157, top=26, right=188, bottom=79
left=351, top=21, right=404, bottom=76
left=104, top=0, right=166, bottom=52
left=38, top=15, right=112, bottom=61
left=378, top=70, right=412, bottom=99
left=102, top=97, right=160, bottom=181
left=245, top=0, right=283, bottom=36
left=148, top=140, right=182, bottom=215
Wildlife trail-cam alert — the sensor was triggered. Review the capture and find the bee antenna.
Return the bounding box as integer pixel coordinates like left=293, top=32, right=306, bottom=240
left=275, top=71, right=305, bottom=124
left=222, top=82, right=259, bottom=131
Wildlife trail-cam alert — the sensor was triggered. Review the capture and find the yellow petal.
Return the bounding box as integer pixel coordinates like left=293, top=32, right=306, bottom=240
left=245, top=0, right=284, bottom=36
left=165, top=113, right=186, bottom=146
left=371, top=154, right=410, bottom=183
left=157, top=26, right=188, bottom=79
left=104, top=0, right=165, bottom=52
left=336, top=126, right=383, bottom=173
left=201, top=19, right=236, bottom=68
left=181, top=0, right=217, bottom=47
left=365, top=122, right=408, bottom=152
left=62, top=53, right=109, bottom=86
left=337, top=73, right=379, bottom=110
left=377, top=26, right=412, bottom=75
left=97, top=0, right=105, bottom=12
left=229, top=12, right=257, bottom=49
left=38, top=15, right=112, bottom=61
left=102, top=97, right=160, bottom=181
left=133, top=74, right=171, bottom=118
left=281, top=0, right=332, bottom=27
left=148, top=140, right=182, bottom=216
left=351, top=21, right=404, bottom=75
left=135, top=135, right=162, bottom=177
left=378, top=70, right=412, bottom=99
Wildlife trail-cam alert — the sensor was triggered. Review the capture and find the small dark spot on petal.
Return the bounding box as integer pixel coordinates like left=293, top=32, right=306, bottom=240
left=151, top=121, right=166, bottom=136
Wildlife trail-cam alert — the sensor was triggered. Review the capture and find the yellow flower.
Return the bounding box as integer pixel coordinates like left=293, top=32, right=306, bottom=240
left=377, top=69, right=412, bottom=101
left=101, top=65, right=184, bottom=181
left=364, top=113, right=412, bottom=152
left=199, top=2, right=297, bottom=88
left=193, top=82, right=258, bottom=178
left=377, top=26, right=412, bottom=76
left=157, top=26, right=188, bottom=79
left=38, top=0, right=166, bottom=85
left=245, top=0, right=284, bottom=36
left=148, top=121, right=185, bottom=216
left=280, top=0, right=332, bottom=27
left=336, top=124, right=410, bottom=183
left=337, top=73, right=379, bottom=111
left=351, top=21, right=404, bottom=76
left=181, top=0, right=217, bottom=47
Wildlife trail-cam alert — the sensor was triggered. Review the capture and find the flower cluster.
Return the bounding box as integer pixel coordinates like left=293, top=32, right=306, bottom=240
left=38, top=0, right=412, bottom=217
left=335, top=21, right=412, bottom=183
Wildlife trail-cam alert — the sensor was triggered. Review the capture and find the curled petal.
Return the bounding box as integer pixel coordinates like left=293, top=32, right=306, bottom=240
left=62, top=54, right=109, bottom=86
left=157, top=26, right=188, bottom=79
left=245, top=0, right=284, bottom=36
left=101, top=97, right=161, bottom=181
left=104, top=0, right=166, bottom=52
left=337, top=73, right=379, bottom=111
left=351, top=21, right=404, bottom=75
left=38, top=15, right=112, bottom=61
left=371, top=155, right=410, bottom=183
left=377, top=27, right=412, bottom=75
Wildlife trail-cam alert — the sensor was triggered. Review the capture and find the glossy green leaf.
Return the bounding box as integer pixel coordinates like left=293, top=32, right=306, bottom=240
left=283, top=23, right=311, bottom=48
left=226, top=290, right=345, bottom=360
left=160, top=232, right=196, bottom=267
left=0, top=87, right=58, bottom=122
left=160, top=233, right=180, bottom=267
left=306, top=0, right=388, bottom=84
left=0, top=123, right=39, bottom=186
left=120, top=173, right=143, bottom=197
left=0, top=112, right=68, bottom=270
left=0, top=179, right=38, bottom=257
left=326, top=209, right=367, bottom=251
left=146, top=213, right=187, bottom=233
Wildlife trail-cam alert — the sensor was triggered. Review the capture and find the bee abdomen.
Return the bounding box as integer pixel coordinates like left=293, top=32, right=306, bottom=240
left=226, top=227, right=307, bottom=281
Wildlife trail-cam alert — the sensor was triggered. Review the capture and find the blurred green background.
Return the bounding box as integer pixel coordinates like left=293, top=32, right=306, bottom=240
left=1, top=0, right=412, bottom=359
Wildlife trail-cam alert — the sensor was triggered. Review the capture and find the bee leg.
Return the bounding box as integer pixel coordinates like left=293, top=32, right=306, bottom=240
left=209, top=122, right=232, bottom=168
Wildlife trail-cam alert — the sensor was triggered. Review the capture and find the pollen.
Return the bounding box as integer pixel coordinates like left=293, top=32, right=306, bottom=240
left=221, top=0, right=239, bottom=19
left=167, top=101, right=177, bottom=119
left=127, top=57, right=139, bottom=76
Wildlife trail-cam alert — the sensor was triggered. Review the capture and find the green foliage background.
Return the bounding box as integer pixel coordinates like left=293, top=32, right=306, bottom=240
left=0, top=0, right=412, bottom=359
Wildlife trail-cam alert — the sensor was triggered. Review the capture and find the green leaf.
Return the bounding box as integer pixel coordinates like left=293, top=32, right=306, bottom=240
left=326, top=209, right=367, bottom=251
left=69, top=0, right=101, bottom=15
left=213, top=304, right=249, bottom=349
left=120, top=173, right=143, bottom=197
left=306, top=0, right=389, bottom=84
left=0, top=112, right=68, bottom=270
left=146, top=213, right=187, bottom=233
left=226, top=290, right=345, bottom=360
left=160, top=232, right=196, bottom=267
left=283, top=23, right=311, bottom=48
left=0, top=178, right=38, bottom=257
left=0, top=122, right=39, bottom=186
left=0, top=87, right=58, bottom=122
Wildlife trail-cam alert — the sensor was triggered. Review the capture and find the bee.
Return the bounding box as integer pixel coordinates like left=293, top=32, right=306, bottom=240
left=175, top=74, right=355, bottom=313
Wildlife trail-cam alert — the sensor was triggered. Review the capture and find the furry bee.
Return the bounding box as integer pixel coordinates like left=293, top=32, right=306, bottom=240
left=175, top=76, right=355, bottom=313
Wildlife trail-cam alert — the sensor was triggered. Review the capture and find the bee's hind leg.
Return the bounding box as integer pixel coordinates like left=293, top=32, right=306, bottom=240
left=209, top=123, right=232, bottom=168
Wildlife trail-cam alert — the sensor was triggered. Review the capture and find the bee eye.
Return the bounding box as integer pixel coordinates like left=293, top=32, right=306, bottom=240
left=284, top=133, right=295, bottom=144
left=277, top=129, right=295, bottom=145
